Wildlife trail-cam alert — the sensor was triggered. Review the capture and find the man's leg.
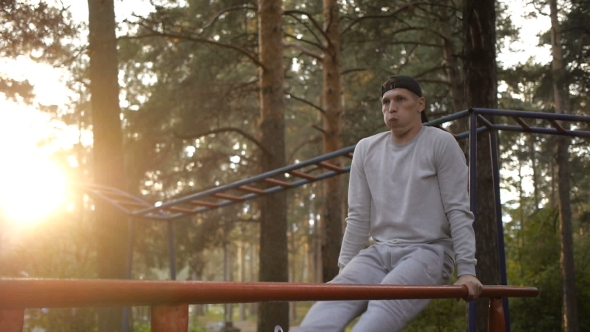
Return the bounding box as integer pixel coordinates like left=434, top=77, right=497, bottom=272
left=351, top=244, right=453, bottom=332
left=293, top=246, right=387, bottom=332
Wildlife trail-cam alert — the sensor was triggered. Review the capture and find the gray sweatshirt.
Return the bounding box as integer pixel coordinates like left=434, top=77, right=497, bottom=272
left=338, top=126, right=477, bottom=277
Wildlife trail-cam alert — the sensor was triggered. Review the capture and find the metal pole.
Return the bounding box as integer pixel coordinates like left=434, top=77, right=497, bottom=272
left=121, top=218, right=135, bottom=332
left=490, top=130, right=511, bottom=331
left=168, top=220, right=177, bottom=280
left=468, top=109, right=477, bottom=332
left=0, top=309, right=24, bottom=332
left=151, top=304, right=189, bottom=332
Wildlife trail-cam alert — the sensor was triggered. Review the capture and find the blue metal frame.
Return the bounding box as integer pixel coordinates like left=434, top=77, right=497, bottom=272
left=468, top=110, right=478, bottom=331
left=78, top=108, right=590, bottom=332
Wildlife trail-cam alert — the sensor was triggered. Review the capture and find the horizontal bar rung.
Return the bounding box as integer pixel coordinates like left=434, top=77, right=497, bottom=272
left=548, top=119, right=566, bottom=133
left=289, top=170, right=317, bottom=181
left=0, top=280, right=540, bottom=309
left=238, top=185, right=266, bottom=195
left=213, top=193, right=243, bottom=201
left=264, top=178, right=292, bottom=187
left=188, top=200, right=219, bottom=208
left=317, top=161, right=344, bottom=172
left=513, top=116, right=531, bottom=131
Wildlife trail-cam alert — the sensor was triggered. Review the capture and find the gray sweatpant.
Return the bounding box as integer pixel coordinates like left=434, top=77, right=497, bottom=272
left=293, top=243, right=454, bottom=332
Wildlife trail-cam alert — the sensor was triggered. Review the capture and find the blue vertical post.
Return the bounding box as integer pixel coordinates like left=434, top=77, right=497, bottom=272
left=121, top=218, right=135, bottom=332
left=168, top=220, right=177, bottom=280
left=489, top=129, right=511, bottom=332
left=468, top=110, right=477, bottom=332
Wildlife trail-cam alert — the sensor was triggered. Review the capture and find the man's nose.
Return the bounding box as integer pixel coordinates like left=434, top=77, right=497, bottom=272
left=388, top=103, right=397, bottom=113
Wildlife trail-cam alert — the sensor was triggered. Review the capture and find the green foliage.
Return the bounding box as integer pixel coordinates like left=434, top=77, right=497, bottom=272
left=402, top=299, right=467, bottom=332
left=0, top=0, right=78, bottom=101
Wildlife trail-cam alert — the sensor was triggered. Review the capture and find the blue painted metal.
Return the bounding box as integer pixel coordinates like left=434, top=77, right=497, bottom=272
left=132, top=146, right=356, bottom=218
left=474, top=108, right=590, bottom=122
left=490, top=130, right=511, bottom=332
left=468, top=110, right=478, bottom=332
left=493, top=124, right=590, bottom=137
left=78, top=109, right=590, bottom=222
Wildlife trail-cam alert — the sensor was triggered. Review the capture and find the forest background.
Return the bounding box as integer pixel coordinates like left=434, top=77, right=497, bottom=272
left=0, top=0, right=589, bottom=331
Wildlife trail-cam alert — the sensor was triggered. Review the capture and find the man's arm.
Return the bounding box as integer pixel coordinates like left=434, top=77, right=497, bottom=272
left=338, top=141, right=371, bottom=271
left=434, top=132, right=478, bottom=276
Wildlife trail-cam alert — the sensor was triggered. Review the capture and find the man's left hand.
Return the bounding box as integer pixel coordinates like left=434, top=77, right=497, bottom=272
left=454, top=274, right=483, bottom=302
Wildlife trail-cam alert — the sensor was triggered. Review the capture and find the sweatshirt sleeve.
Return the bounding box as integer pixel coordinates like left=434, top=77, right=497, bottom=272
left=435, top=132, right=477, bottom=277
left=338, top=140, right=371, bottom=270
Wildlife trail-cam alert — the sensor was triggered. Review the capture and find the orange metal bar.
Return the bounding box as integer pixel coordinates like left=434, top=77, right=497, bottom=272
left=151, top=304, right=188, bottom=332
left=548, top=119, right=566, bottom=133
left=0, top=280, right=539, bottom=310
left=264, top=178, right=292, bottom=187
left=317, top=161, right=344, bottom=172
left=0, top=309, right=24, bottom=332
left=513, top=116, right=531, bottom=131
left=488, top=298, right=506, bottom=332
left=289, top=170, right=318, bottom=181
left=238, top=185, right=266, bottom=195
left=188, top=200, right=219, bottom=208
left=213, top=193, right=244, bottom=201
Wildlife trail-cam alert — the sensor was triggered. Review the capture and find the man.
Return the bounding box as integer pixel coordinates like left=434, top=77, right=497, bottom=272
left=294, top=75, right=482, bottom=331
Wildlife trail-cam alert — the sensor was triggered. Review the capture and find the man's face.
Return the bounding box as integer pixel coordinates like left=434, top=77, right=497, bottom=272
left=381, top=88, right=425, bottom=136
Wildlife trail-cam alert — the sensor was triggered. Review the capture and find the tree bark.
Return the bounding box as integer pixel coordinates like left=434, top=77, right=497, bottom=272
left=257, top=0, right=289, bottom=330
left=87, top=1, right=128, bottom=331
left=321, top=0, right=343, bottom=283
left=548, top=0, right=580, bottom=330
left=463, top=0, right=500, bottom=330
left=440, top=3, right=464, bottom=114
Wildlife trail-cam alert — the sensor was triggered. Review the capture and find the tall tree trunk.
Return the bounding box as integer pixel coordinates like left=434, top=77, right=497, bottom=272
left=321, top=0, right=343, bottom=283
left=87, top=1, right=128, bottom=331
left=257, top=0, right=289, bottom=330
left=463, top=0, right=500, bottom=330
left=440, top=3, right=468, bottom=153
left=549, top=0, right=579, bottom=330
left=440, top=3, right=464, bottom=114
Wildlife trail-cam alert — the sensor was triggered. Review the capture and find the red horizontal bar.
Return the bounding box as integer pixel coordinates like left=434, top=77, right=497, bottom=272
left=238, top=185, right=266, bottom=195
left=213, top=193, right=244, bottom=201
left=513, top=116, right=531, bottom=131
left=188, top=200, right=219, bottom=208
left=548, top=119, right=566, bottom=133
left=289, top=170, right=317, bottom=181
left=264, top=178, right=292, bottom=187
left=0, top=279, right=538, bottom=310
left=318, top=161, right=344, bottom=172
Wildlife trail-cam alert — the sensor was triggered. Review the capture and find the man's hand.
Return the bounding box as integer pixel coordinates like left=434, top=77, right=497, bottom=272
left=454, top=274, right=483, bottom=302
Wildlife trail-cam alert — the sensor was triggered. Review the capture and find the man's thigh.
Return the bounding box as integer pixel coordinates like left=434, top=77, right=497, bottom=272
left=333, top=245, right=388, bottom=285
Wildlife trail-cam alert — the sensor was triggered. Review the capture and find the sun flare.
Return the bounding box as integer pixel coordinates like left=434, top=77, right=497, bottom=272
left=0, top=160, right=68, bottom=224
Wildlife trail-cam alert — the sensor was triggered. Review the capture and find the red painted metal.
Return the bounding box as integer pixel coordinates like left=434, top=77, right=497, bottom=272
left=0, top=279, right=538, bottom=310
left=0, top=309, right=24, bottom=332
left=488, top=298, right=506, bottom=332
left=151, top=304, right=188, bottom=332
left=264, top=178, right=292, bottom=187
